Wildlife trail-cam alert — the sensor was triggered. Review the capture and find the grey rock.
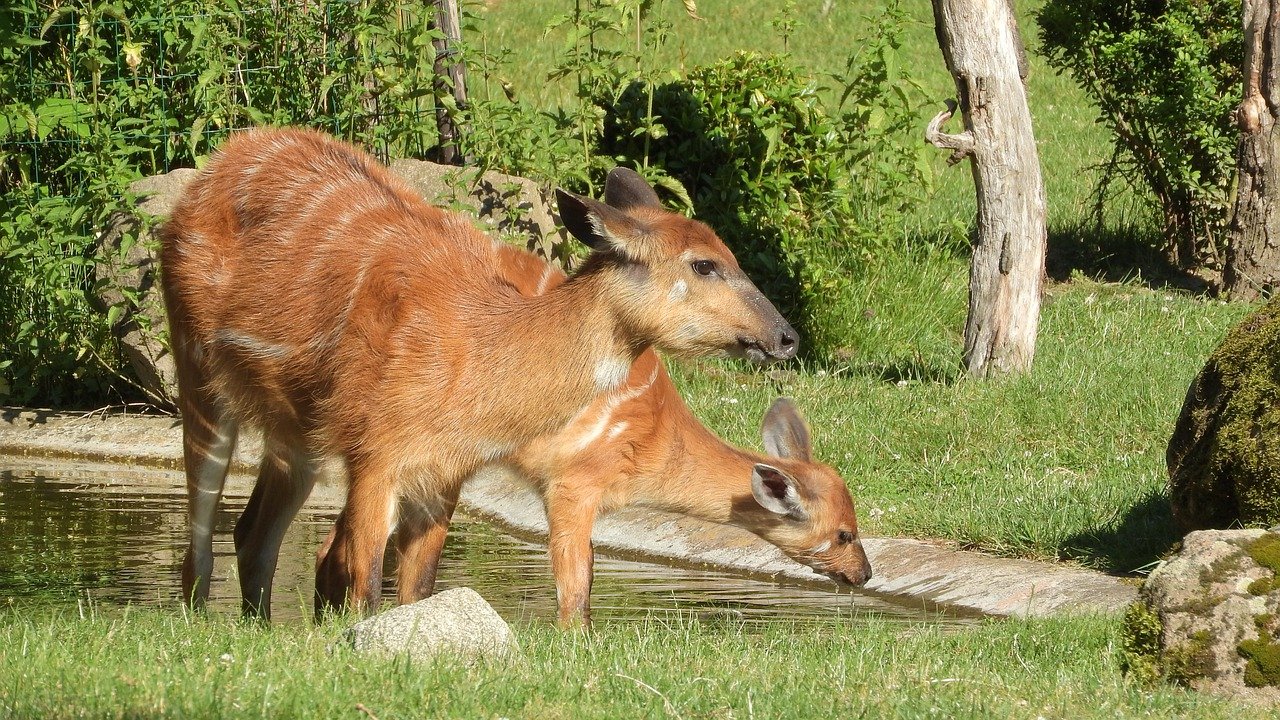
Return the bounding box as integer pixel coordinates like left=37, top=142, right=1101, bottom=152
left=346, top=587, right=517, bottom=663
left=93, top=170, right=201, bottom=406
left=1140, top=529, right=1280, bottom=702
left=389, top=159, right=568, bottom=262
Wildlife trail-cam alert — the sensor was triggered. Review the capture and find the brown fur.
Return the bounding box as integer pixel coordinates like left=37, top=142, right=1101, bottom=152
left=161, top=127, right=795, bottom=617
left=262, top=244, right=869, bottom=624
left=482, top=247, right=871, bottom=624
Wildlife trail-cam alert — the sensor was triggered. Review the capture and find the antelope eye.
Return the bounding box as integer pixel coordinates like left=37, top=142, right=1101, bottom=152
left=691, top=259, right=717, bottom=276
left=837, top=530, right=855, bottom=545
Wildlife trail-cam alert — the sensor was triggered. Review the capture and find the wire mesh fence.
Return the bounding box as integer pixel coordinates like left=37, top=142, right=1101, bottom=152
left=0, top=0, right=447, bottom=404
left=4, top=0, right=443, bottom=193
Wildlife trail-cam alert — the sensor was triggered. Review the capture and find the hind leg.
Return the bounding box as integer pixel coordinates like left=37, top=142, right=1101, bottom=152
left=234, top=433, right=318, bottom=620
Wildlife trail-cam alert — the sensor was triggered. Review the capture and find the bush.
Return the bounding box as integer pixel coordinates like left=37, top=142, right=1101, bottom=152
left=1, top=0, right=443, bottom=405
left=598, top=5, right=932, bottom=357
left=1, top=0, right=937, bottom=403
left=1037, top=0, right=1242, bottom=274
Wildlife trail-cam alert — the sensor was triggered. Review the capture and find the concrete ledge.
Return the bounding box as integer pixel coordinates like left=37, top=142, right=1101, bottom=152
left=0, top=408, right=1138, bottom=618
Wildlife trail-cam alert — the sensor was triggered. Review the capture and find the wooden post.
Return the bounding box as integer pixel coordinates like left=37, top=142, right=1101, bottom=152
left=927, top=0, right=1046, bottom=378
left=431, top=0, right=469, bottom=165
left=1224, top=0, right=1280, bottom=301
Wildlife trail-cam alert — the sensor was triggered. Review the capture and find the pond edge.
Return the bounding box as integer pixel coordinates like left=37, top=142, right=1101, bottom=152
left=0, top=407, right=1138, bottom=618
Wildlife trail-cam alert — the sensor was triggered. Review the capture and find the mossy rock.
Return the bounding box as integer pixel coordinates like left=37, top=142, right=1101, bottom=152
left=1239, top=614, right=1280, bottom=687
left=1141, top=529, right=1280, bottom=700
left=1167, top=297, right=1280, bottom=532
left=1121, top=602, right=1217, bottom=687
left=1120, top=602, right=1166, bottom=685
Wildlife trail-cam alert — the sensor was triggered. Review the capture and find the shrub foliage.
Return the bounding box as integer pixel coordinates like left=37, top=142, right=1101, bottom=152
left=1, top=0, right=441, bottom=405
left=1037, top=0, right=1242, bottom=273
left=2, top=0, right=931, bottom=403
left=597, top=4, right=932, bottom=353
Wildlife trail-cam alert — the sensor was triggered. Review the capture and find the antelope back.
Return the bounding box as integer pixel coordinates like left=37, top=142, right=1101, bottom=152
left=160, top=128, right=485, bottom=437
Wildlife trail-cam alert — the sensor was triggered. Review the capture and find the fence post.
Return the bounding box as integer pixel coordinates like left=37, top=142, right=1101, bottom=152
left=431, top=0, right=469, bottom=165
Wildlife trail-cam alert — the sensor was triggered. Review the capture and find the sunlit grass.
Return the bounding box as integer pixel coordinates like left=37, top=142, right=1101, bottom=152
left=473, top=0, right=1153, bottom=243
left=0, top=605, right=1246, bottom=719
left=668, top=263, right=1249, bottom=573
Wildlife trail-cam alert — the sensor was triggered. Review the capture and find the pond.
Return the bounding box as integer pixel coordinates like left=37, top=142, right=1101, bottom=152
left=0, top=459, right=971, bottom=626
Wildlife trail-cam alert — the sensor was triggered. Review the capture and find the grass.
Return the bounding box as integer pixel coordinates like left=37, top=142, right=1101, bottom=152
left=0, top=0, right=1259, bottom=714
left=472, top=0, right=1150, bottom=237
left=0, top=605, right=1249, bottom=719
left=666, top=259, right=1250, bottom=573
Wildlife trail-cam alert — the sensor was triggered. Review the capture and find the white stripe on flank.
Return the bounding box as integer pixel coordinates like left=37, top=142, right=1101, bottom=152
left=212, top=329, right=295, bottom=360
left=569, top=366, right=659, bottom=453
left=477, top=439, right=516, bottom=462
left=534, top=265, right=557, bottom=296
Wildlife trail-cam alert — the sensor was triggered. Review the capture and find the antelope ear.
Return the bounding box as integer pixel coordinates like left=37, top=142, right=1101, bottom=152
left=604, top=167, right=662, bottom=211
left=761, top=397, right=813, bottom=462
left=751, top=463, right=808, bottom=520
left=555, top=188, right=644, bottom=255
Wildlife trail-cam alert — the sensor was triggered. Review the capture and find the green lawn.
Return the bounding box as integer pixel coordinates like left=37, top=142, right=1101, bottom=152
left=0, top=1, right=1257, bottom=714
left=472, top=0, right=1138, bottom=236
left=0, top=607, right=1247, bottom=719
left=669, top=270, right=1248, bottom=573
left=467, top=0, right=1243, bottom=573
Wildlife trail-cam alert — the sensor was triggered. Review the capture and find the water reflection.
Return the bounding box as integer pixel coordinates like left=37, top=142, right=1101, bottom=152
left=0, top=462, right=967, bottom=626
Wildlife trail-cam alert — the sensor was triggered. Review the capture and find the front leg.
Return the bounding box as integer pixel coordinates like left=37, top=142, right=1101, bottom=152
left=315, top=461, right=397, bottom=618
left=395, top=482, right=462, bottom=604
left=546, top=485, right=603, bottom=627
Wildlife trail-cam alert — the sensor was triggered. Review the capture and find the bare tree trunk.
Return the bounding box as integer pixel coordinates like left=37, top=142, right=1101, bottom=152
left=927, top=0, right=1046, bottom=378
left=431, top=0, right=469, bottom=165
left=1225, top=0, right=1280, bottom=301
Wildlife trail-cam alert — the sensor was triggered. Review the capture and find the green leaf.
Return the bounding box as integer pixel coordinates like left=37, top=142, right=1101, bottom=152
left=39, top=6, right=76, bottom=38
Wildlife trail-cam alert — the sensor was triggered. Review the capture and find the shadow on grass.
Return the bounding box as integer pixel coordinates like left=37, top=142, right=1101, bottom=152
left=1046, top=222, right=1213, bottom=295
left=820, top=354, right=964, bottom=386
left=1060, top=489, right=1181, bottom=575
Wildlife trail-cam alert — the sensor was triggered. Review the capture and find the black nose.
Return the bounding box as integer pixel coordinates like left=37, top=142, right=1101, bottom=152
left=773, top=324, right=798, bottom=360
left=779, top=329, right=797, bottom=354
left=831, top=565, right=872, bottom=587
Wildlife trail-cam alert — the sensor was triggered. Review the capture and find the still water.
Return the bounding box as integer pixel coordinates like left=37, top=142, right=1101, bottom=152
left=0, top=459, right=968, bottom=626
